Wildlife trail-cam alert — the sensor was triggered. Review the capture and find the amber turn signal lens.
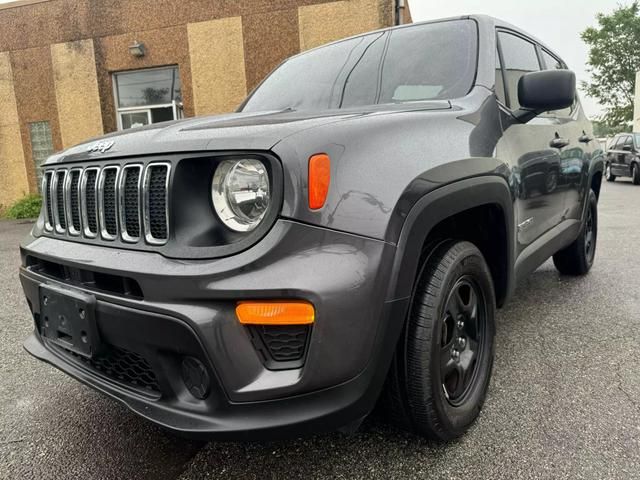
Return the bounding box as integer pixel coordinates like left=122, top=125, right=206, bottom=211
left=308, top=154, right=330, bottom=209
left=236, top=301, right=315, bottom=325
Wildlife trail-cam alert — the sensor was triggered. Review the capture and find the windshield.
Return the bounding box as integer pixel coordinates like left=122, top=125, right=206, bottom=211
left=240, top=19, right=478, bottom=112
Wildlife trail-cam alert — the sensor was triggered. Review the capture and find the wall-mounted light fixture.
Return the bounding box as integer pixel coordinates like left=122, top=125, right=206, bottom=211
left=128, top=41, right=145, bottom=57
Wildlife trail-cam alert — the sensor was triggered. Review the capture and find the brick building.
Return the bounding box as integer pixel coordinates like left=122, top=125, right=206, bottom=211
left=0, top=0, right=411, bottom=209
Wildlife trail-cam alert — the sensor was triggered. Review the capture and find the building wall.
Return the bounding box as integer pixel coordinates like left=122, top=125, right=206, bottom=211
left=0, top=52, right=29, bottom=208
left=188, top=17, right=247, bottom=115
left=0, top=0, right=408, bottom=208
left=51, top=39, right=104, bottom=148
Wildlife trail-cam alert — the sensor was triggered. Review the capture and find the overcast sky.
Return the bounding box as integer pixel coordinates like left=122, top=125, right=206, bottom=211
left=408, top=0, right=628, bottom=119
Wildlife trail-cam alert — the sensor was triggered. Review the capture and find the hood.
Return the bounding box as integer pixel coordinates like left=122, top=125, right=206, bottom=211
left=46, top=102, right=451, bottom=164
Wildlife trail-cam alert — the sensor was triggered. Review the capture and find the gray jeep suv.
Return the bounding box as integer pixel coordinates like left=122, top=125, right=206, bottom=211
left=19, top=15, right=603, bottom=441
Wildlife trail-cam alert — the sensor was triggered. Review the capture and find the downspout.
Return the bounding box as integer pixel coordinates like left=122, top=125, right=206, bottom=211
left=395, top=0, right=405, bottom=25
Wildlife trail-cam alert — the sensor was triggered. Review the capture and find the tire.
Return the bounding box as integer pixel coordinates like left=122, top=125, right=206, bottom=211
left=553, top=189, right=598, bottom=275
left=383, top=240, right=496, bottom=441
left=633, top=163, right=640, bottom=185
left=605, top=164, right=616, bottom=182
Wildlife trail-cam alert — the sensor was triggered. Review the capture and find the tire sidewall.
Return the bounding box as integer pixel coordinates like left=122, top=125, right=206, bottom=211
left=584, top=190, right=598, bottom=267
left=605, top=164, right=615, bottom=181
left=427, top=244, right=496, bottom=435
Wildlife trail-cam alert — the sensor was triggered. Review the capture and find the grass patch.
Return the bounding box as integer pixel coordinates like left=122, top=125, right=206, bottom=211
left=3, top=194, right=42, bottom=220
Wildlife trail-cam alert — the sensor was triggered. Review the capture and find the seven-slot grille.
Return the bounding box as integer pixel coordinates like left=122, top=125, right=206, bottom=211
left=42, top=163, right=170, bottom=245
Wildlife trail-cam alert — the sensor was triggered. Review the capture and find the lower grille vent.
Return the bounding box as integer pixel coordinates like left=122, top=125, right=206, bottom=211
left=49, top=341, right=160, bottom=396
left=248, top=324, right=310, bottom=370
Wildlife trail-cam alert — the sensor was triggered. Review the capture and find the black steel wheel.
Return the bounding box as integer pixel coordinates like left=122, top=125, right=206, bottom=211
left=383, top=240, right=496, bottom=441
left=440, top=277, right=487, bottom=406
left=553, top=189, right=598, bottom=275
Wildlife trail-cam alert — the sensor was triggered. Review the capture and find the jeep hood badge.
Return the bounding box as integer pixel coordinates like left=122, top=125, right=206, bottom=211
left=87, top=140, right=115, bottom=154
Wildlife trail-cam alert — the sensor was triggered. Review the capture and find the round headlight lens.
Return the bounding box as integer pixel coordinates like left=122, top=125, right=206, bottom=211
left=211, top=159, right=271, bottom=232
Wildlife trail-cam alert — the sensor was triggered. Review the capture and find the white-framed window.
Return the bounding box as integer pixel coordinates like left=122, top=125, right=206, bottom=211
left=29, top=121, right=54, bottom=190
left=113, top=66, right=183, bottom=130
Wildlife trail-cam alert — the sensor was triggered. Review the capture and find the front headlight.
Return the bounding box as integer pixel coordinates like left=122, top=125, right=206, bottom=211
left=211, top=159, right=271, bottom=232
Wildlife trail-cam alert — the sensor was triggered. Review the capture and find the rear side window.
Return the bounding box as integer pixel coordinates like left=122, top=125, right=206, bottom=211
left=497, top=31, right=541, bottom=110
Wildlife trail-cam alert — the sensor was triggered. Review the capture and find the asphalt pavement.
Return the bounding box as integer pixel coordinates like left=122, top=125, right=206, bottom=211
left=1, top=179, right=639, bottom=479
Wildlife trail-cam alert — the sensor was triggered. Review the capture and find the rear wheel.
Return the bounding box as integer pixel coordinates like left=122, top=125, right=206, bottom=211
left=383, top=241, right=496, bottom=441
left=605, top=164, right=616, bottom=182
left=553, top=189, right=598, bottom=275
left=632, top=163, right=640, bottom=185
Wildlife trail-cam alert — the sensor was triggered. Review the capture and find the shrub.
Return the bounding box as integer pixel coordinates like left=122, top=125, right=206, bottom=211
left=4, top=194, right=42, bottom=219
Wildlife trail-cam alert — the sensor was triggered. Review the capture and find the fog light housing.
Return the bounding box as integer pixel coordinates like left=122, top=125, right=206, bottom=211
left=181, top=356, right=210, bottom=400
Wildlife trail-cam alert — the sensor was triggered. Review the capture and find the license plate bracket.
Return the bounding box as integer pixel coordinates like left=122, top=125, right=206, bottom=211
left=40, top=284, right=100, bottom=358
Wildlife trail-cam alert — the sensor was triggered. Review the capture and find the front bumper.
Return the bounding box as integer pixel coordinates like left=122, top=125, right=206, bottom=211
left=20, top=219, right=408, bottom=438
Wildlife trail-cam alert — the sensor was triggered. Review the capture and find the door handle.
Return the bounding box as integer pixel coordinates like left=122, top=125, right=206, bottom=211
left=578, top=131, right=593, bottom=143
left=550, top=137, right=569, bottom=149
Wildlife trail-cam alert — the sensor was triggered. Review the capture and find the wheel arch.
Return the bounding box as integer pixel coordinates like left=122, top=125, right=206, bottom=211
left=588, top=153, right=605, bottom=200
left=385, top=175, right=516, bottom=310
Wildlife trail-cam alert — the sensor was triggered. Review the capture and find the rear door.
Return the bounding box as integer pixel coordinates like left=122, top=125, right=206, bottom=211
left=495, top=30, right=567, bottom=251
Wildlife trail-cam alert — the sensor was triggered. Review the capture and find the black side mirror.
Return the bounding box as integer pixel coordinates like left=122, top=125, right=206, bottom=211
left=623, top=145, right=633, bottom=152
left=514, top=70, right=576, bottom=122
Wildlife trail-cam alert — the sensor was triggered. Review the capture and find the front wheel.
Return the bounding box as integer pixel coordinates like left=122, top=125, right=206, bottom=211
left=632, top=163, right=640, bottom=185
left=605, top=164, right=616, bottom=182
left=383, top=241, right=496, bottom=441
left=553, top=189, right=598, bottom=275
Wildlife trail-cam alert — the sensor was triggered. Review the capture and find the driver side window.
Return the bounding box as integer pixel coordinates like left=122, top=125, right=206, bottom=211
left=497, top=31, right=541, bottom=110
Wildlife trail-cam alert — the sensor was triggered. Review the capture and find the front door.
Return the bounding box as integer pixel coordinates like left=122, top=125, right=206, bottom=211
left=495, top=30, right=567, bottom=252
left=538, top=49, right=592, bottom=224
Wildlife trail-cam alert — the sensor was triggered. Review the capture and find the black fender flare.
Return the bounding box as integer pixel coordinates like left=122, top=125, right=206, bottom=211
left=385, top=175, right=516, bottom=307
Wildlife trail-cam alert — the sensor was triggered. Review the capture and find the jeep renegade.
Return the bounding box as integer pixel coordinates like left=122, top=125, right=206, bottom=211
left=19, top=16, right=604, bottom=441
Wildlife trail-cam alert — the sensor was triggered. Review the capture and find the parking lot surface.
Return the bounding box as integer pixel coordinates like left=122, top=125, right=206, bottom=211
left=1, top=180, right=639, bottom=480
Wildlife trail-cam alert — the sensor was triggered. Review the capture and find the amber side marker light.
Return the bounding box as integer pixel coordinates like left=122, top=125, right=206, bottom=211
left=236, top=301, right=315, bottom=325
left=308, top=153, right=330, bottom=209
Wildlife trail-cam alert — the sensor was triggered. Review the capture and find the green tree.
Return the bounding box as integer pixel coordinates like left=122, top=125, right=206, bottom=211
left=582, top=2, right=640, bottom=130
